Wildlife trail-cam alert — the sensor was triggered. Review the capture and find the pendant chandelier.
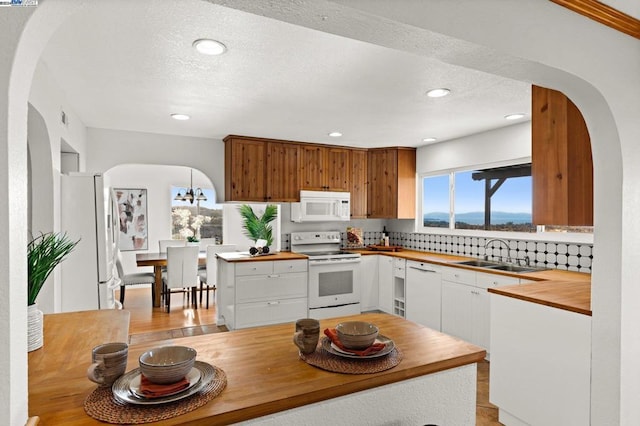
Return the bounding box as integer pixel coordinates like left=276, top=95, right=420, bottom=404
left=174, top=169, right=207, bottom=204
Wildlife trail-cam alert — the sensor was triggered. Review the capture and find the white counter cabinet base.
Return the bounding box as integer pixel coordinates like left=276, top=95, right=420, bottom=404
left=490, top=294, right=591, bottom=426
left=244, top=363, right=477, bottom=426
left=218, top=258, right=308, bottom=330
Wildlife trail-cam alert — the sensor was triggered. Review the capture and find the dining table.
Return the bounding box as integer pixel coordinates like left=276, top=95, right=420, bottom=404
left=136, top=251, right=207, bottom=307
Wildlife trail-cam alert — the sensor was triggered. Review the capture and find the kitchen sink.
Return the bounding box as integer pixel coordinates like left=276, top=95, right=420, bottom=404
left=456, top=260, right=501, bottom=268
left=455, top=259, right=546, bottom=274
left=486, top=264, right=541, bottom=273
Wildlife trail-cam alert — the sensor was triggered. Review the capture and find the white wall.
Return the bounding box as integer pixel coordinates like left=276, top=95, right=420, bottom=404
left=86, top=128, right=225, bottom=202
left=28, top=61, right=89, bottom=313
left=105, top=164, right=214, bottom=274
left=416, top=122, right=531, bottom=175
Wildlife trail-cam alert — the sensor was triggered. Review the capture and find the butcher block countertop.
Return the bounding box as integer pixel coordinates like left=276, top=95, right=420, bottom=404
left=28, top=310, right=131, bottom=424
left=488, top=280, right=592, bottom=316
left=28, top=311, right=485, bottom=425
left=349, top=248, right=592, bottom=315
left=217, top=251, right=308, bottom=262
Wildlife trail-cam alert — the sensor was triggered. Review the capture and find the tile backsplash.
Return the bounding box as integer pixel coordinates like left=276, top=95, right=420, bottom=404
left=281, top=231, right=593, bottom=273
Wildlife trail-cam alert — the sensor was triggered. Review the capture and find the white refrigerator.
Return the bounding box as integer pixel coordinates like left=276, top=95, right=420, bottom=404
left=60, top=173, right=120, bottom=312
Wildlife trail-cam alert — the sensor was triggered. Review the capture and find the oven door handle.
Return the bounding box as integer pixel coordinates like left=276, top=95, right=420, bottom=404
left=309, top=258, right=361, bottom=265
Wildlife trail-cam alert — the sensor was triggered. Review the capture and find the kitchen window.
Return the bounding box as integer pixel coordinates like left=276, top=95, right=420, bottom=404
left=421, top=164, right=535, bottom=233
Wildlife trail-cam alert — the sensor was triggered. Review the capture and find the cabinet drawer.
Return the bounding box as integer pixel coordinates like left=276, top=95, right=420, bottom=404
left=235, top=261, right=273, bottom=276
left=393, top=258, right=406, bottom=268
left=273, top=259, right=307, bottom=274
left=476, top=272, right=519, bottom=289
left=236, top=298, right=308, bottom=329
left=442, top=267, right=476, bottom=285
left=236, top=272, right=307, bottom=303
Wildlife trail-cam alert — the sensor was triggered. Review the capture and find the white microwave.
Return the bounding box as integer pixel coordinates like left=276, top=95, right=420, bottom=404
left=290, top=191, right=350, bottom=222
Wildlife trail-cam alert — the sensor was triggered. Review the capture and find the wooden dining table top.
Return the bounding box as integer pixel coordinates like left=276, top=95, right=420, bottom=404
left=135, top=251, right=207, bottom=266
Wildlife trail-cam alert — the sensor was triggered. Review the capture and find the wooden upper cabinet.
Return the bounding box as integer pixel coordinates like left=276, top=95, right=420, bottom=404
left=300, top=145, right=351, bottom=192
left=350, top=149, right=368, bottom=219
left=266, top=142, right=300, bottom=202
left=224, top=137, right=266, bottom=202
left=531, top=85, right=593, bottom=226
left=367, top=147, right=416, bottom=219
left=224, top=136, right=300, bottom=202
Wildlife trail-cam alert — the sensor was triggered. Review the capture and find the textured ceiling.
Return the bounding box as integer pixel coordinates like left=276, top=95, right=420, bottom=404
left=39, top=0, right=532, bottom=148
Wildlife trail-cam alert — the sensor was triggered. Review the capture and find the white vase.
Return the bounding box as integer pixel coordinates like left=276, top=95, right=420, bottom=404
left=27, top=303, right=43, bottom=352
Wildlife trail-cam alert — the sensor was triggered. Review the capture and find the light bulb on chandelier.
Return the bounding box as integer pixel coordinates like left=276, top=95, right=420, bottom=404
left=174, top=169, right=207, bottom=205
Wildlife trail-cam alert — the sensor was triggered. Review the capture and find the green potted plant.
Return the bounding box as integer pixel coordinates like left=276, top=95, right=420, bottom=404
left=238, top=204, right=277, bottom=255
left=27, top=232, right=79, bottom=351
left=186, top=235, right=200, bottom=245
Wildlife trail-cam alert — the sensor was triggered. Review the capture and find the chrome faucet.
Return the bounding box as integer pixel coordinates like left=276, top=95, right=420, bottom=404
left=484, top=238, right=512, bottom=264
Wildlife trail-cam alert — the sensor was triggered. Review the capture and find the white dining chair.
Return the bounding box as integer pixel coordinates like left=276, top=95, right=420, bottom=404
left=163, top=246, right=200, bottom=313
left=158, top=239, right=186, bottom=252
left=198, top=244, right=237, bottom=309
left=115, top=249, right=155, bottom=307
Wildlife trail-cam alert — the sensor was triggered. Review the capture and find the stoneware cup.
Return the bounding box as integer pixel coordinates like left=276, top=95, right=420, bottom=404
left=87, top=342, right=129, bottom=386
left=293, top=318, right=320, bottom=354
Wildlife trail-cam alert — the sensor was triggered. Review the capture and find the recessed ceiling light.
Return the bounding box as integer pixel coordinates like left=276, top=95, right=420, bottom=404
left=422, top=137, right=437, bottom=143
left=193, top=39, right=227, bottom=55
left=426, top=88, right=451, bottom=98
left=171, top=113, right=190, bottom=121
left=505, top=113, right=526, bottom=120
left=328, top=132, right=342, bottom=137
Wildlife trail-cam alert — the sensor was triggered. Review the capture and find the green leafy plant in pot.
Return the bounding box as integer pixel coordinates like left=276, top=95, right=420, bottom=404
left=238, top=204, right=277, bottom=256
left=27, top=232, right=79, bottom=351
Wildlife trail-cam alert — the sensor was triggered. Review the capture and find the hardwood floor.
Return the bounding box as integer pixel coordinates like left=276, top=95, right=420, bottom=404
left=120, top=286, right=223, bottom=344
left=121, top=286, right=502, bottom=425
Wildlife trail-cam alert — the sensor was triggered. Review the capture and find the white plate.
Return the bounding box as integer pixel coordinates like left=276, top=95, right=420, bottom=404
left=129, top=367, right=201, bottom=399
left=322, top=335, right=395, bottom=359
left=112, top=360, right=215, bottom=405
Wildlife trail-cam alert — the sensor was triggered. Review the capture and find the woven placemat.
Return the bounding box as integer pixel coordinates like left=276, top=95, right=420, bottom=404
left=84, top=366, right=227, bottom=424
left=300, top=338, right=402, bottom=374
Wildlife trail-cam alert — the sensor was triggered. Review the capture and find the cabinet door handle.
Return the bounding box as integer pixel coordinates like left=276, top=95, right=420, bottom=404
left=409, top=266, right=436, bottom=273
left=267, top=301, right=280, bottom=306
left=267, top=274, right=280, bottom=278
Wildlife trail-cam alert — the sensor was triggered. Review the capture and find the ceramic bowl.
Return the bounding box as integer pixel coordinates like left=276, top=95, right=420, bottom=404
left=138, top=346, right=197, bottom=384
left=336, top=321, right=379, bottom=350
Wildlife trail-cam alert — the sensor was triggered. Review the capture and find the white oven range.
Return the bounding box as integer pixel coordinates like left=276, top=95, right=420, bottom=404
left=291, top=231, right=361, bottom=319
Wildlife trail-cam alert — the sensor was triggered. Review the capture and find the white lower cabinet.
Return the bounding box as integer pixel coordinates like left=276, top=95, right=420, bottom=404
left=378, top=255, right=394, bottom=314
left=405, top=260, right=442, bottom=330
left=359, top=255, right=379, bottom=312
left=490, top=294, right=591, bottom=425
left=217, top=259, right=308, bottom=330
left=441, top=268, right=519, bottom=355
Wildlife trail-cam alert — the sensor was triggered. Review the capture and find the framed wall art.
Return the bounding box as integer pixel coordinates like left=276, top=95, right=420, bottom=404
left=114, top=188, right=148, bottom=251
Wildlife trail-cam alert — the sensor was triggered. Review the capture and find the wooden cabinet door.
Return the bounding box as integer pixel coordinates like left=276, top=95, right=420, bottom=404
left=300, top=145, right=325, bottom=191
left=367, top=148, right=397, bottom=218
left=301, top=145, right=350, bottom=191
left=350, top=149, right=368, bottom=218
left=532, top=85, right=593, bottom=226
left=325, top=147, right=350, bottom=192
left=224, top=138, right=266, bottom=201
left=266, top=142, right=300, bottom=202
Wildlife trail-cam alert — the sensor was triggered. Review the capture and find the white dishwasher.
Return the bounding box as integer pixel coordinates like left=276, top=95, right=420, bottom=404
left=405, top=260, right=442, bottom=330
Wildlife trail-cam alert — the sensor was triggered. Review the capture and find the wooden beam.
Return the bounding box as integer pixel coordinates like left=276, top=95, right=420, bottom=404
left=550, top=0, right=640, bottom=39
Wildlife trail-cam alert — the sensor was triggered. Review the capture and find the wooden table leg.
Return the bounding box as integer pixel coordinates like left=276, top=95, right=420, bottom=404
left=153, top=266, right=163, bottom=307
